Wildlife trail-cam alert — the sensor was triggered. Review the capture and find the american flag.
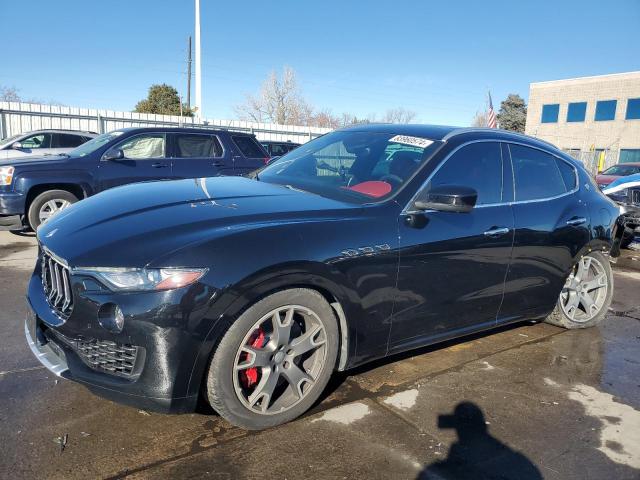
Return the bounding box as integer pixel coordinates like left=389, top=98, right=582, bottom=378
left=487, top=92, right=497, bottom=129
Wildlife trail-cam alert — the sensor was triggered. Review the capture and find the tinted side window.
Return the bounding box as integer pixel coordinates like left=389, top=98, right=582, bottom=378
left=232, top=135, right=266, bottom=159
left=175, top=134, right=222, bottom=158
left=510, top=144, right=567, bottom=201
left=271, top=144, right=289, bottom=156
left=428, top=142, right=503, bottom=205
left=555, top=158, right=577, bottom=191
left=55, top=133, right=85, bottom=148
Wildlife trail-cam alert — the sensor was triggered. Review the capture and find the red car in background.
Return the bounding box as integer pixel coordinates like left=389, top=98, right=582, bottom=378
left=595, top=162, right=640, bottom=189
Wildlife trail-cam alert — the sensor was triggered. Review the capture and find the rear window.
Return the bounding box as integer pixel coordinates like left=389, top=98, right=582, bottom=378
left=232, top=135, right=266, bottom=159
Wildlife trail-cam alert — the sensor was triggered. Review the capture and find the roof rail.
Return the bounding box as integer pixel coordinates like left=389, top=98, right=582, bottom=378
left=442, top=127, right=557, bottom=149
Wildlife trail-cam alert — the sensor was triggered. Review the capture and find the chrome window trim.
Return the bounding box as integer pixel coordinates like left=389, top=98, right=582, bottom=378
left=402, top=139, right=579, bottom=215
left=172, top=131, right=225, bottom=159
left=101, top=132, right=167, bottom=161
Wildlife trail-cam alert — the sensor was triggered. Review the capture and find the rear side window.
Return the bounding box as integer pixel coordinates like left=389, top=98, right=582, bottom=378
left=271, top=143, right=290, bottom=156
left=174, top=134, right=223, bottom=158
left=54, top=133, right=86, bottom=148
left=232, top=135, right=266, bottom=159
left=428, top=142, right=503, bottom=205
left=555, top=158, right=577, bottom=191
left=510, top=144, right=568, bottom=201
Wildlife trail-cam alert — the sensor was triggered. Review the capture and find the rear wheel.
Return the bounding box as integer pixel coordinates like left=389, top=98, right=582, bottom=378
left=206, top=288, right=339, bottom=430
left=27, top=190, right=78, bottom=230
left=544, top=251, right=613, bottom=329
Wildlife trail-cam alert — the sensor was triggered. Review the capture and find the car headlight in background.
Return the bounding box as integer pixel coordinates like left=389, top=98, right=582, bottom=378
left=0, top=166, right=14, bottom=185
left=77, top=267, right=207, bottom=291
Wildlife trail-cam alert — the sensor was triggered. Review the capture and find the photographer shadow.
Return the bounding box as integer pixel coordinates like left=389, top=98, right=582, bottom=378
left=418, top=402, right=542, bottom=480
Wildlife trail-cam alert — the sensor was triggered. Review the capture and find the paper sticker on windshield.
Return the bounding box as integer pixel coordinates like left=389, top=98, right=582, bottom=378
left=389, top=135, right=433, bottom=149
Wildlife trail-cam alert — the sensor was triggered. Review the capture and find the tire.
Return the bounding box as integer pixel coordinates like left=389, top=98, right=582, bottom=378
left=619, top=231, right=634, bottom=249
left=544, top=251, right=613, bottom=329
left=206, top=288, right=339, bottom=430
left=27, top=190, right=78, bottom=230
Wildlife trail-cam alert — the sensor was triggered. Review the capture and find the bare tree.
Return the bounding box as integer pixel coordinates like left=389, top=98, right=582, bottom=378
left=380, top=107, right=416, bottom=124
left=0, top=85, right=21, bottom=102
left=235, top=66, right=314, bottom=125
left=471, top=110, right=488, bottom=127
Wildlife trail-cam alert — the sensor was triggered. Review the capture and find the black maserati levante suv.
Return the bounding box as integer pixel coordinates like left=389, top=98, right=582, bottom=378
left=26, top=124, right=622, bottom=429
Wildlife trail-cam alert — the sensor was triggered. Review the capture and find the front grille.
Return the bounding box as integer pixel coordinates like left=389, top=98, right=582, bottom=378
left=76, top=339, right=140, bottom=377
left=41, top=250, right=74, bottom=319
left=632, top=189, right=640, bottom=206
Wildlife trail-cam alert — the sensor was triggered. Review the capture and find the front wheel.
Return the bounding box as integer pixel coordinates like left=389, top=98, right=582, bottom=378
left=544, top=251, right=613, bottom=329
left=27, top=190, right=78, bottom=230
left=206, top=288, right=339, bottom=430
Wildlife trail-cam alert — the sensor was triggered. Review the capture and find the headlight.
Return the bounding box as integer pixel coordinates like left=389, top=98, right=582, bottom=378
left=0, top=166, right=14, bottom=185
left=79, top=267, right=207, bottom=291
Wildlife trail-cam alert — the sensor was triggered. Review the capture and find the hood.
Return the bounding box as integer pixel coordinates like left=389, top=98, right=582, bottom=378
left=594, top=174, right=618, bottom=185
left=602, top=173, right=640, bottom=195
left=0, top=154, right=69, bottom=168
left=37, top=176, right=360, bottom=268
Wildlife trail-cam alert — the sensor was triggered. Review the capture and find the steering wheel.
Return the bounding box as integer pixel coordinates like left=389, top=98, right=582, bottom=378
left=379, top=174, right=404, bottom=188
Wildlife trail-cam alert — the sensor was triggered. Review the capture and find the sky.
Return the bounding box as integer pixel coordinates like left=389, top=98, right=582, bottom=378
left=1, top=0, right=639, bottom=126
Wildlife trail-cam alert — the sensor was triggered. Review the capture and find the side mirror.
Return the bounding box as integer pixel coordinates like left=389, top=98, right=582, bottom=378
left=102, top=148, right=124, bottom=161
left=11, top=142, right=23, bottom=150
left=414, top=185, right=477, bottom=213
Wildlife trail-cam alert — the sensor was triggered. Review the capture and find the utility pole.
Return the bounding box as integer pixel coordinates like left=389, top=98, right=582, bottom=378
left=194, top=0, right=202, bottom=120
left=186, top=36, right=192, bottom=110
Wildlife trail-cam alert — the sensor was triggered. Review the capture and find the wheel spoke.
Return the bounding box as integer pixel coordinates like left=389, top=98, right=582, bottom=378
left=576, top=257, right=591, bottom=280
left=282, top=363, right=313, bottom=398
left=235, top=346, right=272, bottom=371
left=580, top=291, right=597, bottom=314
left=270, top=307, right=293, bottom=347
left=248, top=368, right=280, bottom=412
left=289, top=324, right=325, bottom=357
left=583, top=273, right=607, bottom=291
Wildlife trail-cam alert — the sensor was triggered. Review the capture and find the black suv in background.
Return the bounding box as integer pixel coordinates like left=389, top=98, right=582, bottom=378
left=0, top=127, right=269, bottom=230
left=261, top=140, right=300, bottom=157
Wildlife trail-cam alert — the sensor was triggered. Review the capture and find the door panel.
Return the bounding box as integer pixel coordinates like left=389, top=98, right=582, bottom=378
left=97, top=133, right=170, bottom=191
left=390, top=141, right=513, bottom=351
left=498, top=143, right=590, bottom=321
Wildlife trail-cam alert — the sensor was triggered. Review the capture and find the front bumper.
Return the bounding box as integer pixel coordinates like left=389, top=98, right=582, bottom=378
left=0, top=191, right=27, bottom=216
left=25, top=256, right=220, bottom=413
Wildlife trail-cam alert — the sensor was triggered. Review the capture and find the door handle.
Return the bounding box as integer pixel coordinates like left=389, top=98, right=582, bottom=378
left=212, top=161, right=225, bottom=167
left=566, top=217, right=587, bottom=226
left=483, top=227, right=510, bottom=237
left=151, top=162, right=169, bottom=168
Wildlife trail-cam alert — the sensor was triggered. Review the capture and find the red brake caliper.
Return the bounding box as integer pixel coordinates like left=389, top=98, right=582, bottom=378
left=240, top=328, right=265, bottom=388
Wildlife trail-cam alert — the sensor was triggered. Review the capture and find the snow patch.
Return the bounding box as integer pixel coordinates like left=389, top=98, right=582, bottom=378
left=383, top=389, right=419, bottom=411
left=568, top=384, right=640, bottom=468
left=311, top=402, right=370, bottom=425
left=481, top=361, right=495, bottom=371
left=544, top=377, right=559, bottom=387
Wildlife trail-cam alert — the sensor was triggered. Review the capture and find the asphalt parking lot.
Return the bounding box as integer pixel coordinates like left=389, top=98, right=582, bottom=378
left=1, top=230, right=639, bottom=479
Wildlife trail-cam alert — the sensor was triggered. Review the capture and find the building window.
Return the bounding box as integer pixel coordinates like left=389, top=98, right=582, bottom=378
left=566, top=102, right=587, bottom=122
left=594, top=100, right=617, bottom=121
left=620, top=149, right=640, bottom=163
left=541, top=104, right=559, bottom=123
left=626, top=98, right=640, bottom=120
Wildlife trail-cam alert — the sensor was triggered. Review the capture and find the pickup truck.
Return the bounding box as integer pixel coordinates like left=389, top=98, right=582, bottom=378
left=0, top=127, right=269, bottom=230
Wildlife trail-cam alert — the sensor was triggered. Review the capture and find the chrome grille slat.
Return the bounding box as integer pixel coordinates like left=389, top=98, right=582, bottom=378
left=632, top=189, right=640, bottom=205
left=41, top=249, right=74, bottom=319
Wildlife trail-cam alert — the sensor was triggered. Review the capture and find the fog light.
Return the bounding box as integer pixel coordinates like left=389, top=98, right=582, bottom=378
left=98, top=303, right=125, bottom=332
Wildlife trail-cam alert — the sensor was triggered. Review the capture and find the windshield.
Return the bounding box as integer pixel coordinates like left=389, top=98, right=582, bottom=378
left=0, top=134, right=20, bottom=148
left=68, top=130, right=125, bottom=157
left=258, top=130, right=441, bottom=204
left=602, top=164, right=640, bottom=176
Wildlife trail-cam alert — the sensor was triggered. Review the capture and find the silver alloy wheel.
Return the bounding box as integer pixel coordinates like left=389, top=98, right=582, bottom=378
left=232, top=305, right=328, bottom=415
left=38, top=199, right=71, bottom=223
left=560, top=256, right=609, bottom=323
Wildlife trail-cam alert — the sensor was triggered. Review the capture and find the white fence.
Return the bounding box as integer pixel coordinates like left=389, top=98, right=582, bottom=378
left=0, top=102, right=331, bottom=144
